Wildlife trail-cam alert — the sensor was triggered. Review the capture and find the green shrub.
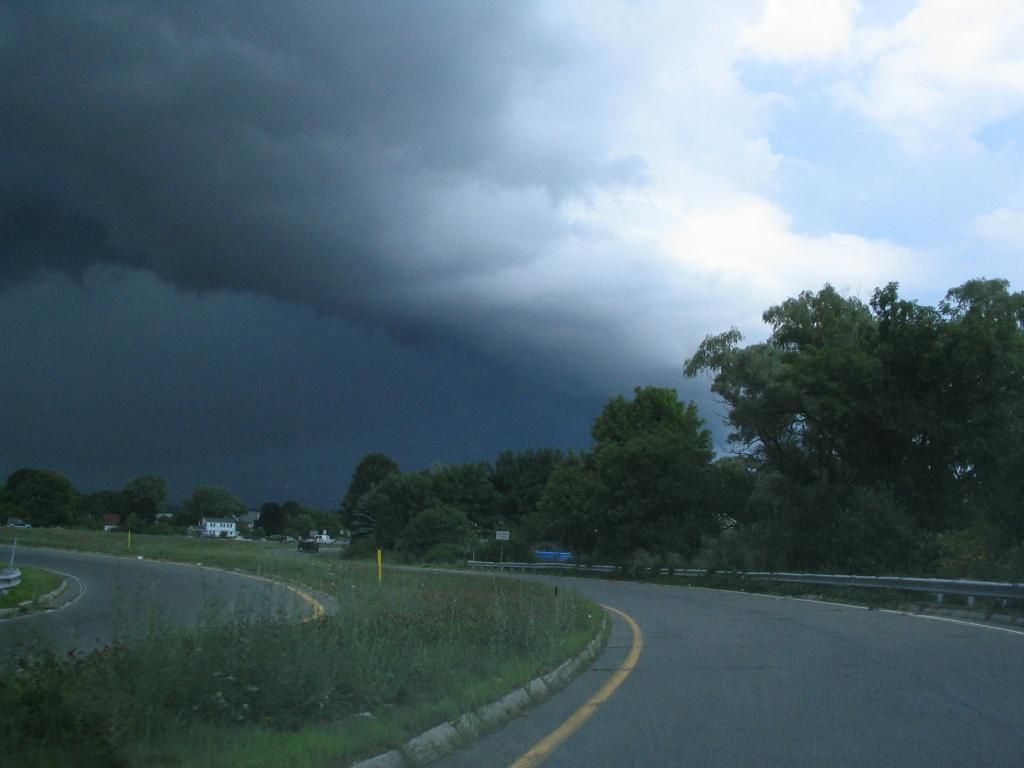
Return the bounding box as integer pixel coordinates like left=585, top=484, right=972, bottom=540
left=422, top=543, right=464, bottom=563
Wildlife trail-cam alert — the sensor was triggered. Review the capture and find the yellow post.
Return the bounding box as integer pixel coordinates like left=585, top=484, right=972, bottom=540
left=128, top=530, right=132, bottom=550
left=377, top=549, right=383, bottom=583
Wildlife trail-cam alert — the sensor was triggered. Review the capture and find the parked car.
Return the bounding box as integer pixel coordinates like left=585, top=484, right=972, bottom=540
left=297, top=537, right=319, bottom=553
left=5, top=518, right=31, bottom=528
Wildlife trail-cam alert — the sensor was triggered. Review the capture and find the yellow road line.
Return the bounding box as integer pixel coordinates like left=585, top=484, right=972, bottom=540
left=283, top=582, right=326, bottom=621
left=192, top=563, right=326, bottom=622
left=508, top=604, right=643, bottom=768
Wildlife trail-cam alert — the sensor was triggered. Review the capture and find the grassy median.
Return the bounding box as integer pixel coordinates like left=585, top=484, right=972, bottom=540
left=0, top=530, right=602, bottom=768
left=0, top=566, right=63, bottom=611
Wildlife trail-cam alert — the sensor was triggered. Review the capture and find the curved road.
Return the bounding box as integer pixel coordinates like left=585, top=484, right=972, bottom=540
left=0, top=545, right=311, bottom=663
left=439, top=575, right=1024, bottom=768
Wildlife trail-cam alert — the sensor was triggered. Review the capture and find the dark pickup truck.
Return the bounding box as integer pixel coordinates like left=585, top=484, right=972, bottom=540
left=297, top=538, right=319, bottom=553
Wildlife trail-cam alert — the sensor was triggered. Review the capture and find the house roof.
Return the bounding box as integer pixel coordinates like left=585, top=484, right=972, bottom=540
left=201, top=517, right=237, bottom=524
left=102, top=513, right=121, bottom=525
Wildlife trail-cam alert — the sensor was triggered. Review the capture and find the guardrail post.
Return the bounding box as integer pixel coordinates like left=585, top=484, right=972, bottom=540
left=935, top=593, right=944, bottom=604
left=967, top=595, right=976, bottom=609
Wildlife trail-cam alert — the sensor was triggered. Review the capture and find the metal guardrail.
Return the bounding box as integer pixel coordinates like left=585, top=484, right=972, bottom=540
left=466, top=561, right=1024, bottom=605
left=0, top=567, right=22, bottom=592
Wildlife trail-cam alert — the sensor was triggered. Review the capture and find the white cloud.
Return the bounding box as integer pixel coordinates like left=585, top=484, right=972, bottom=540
left=737, top=1, right=1024, bottom=150
left=385, top=1, right=928, bottom=381
left=972, top=207, right=1024, bottom=246
left=660, top=196, right=910, bottom=296
left=837, top=0, right=1024, bottom=148
left=738, top=0, right=860, bottom=64
left=412, top=180, right=914, bottom=382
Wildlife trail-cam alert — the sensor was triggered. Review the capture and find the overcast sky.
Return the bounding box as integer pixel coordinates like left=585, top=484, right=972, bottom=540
left=3, top=1, right=1023, bottom=508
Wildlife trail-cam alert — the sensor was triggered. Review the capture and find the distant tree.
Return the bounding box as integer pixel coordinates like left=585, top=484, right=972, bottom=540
left=123, top=512, right=144, bottom=532
left=287, top=513, right=316, bottom=539
left=339, top=453, right=400, bottom=525
left=401, top=505, right=475, bottom=561
left=123, top=475, right=168, bottom=522
left=178, top=485, right=245, bottom=525
left=363, top=472, right=438, bottom=549
left=281, top=499, right=304, bottom=531
left=259, top=502, right=284, bottom=535
left=530, top=451, right=601, bottom=558
left=2, top=468, right=78, bottom=527
left=348, top=493, right=376, bottom=541
left=76, top=490, right=129, bottom=527
left=429, top=461, right=498, bottom=528
left=590, top=387, right=716, bottom=560
left=489, top=449, right=563, bottom=525
left=308, top=507, right=340, bottom=537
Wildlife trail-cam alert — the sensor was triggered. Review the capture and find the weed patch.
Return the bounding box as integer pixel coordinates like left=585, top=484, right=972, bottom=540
left=0, top=533, right=601, bottom=768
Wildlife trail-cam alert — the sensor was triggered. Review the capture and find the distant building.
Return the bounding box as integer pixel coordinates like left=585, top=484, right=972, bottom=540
left=238, top=510, right=261, bottom=530
left=102, top=514, right=121, bottom=532
left=200, top=517, right=237, bottom=538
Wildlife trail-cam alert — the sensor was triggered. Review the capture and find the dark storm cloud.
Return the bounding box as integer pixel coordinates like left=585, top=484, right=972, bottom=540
left=0, top=267, right=608, bottom=505
left=0, top=1, right=623, bottom=338
left=0, top=2, right=731, bottom=504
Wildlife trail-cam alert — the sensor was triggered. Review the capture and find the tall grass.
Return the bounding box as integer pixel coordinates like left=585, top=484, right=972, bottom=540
left=0, top=532, right=601, bottom=768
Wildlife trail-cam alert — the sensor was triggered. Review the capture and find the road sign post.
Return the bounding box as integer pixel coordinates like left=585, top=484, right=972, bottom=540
left=496, top=530, right=510, bottom=563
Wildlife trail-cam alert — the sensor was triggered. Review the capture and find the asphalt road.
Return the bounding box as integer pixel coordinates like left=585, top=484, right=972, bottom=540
left=0, top=545, right=310, bottom=664
left=438, top=575, right=1024, bottom=768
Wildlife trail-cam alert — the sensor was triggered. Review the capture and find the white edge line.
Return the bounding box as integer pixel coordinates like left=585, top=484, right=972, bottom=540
left=2, top=568, right=87, bottom=621
left=877, top=608, right=1024, bottom=636
left=667, top=583, right=1024, bottom=638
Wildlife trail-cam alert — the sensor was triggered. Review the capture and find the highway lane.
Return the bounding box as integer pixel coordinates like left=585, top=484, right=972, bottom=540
left=0, top=545, right=310, bottom=663
left=438, top=576, right=1024, bottom=768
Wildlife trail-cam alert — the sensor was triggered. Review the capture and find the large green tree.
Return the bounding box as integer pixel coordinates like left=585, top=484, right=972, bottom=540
left=123, top=475, right=168, bottom=523
left=339, top=453, right=400, bottom=525
left=589, top=386, right=716, bottom=560
left=530, top=451, right=601, bottom=558
left=2, top=468, right=78, bottom=527
left=685, top=278, right=1024, bottom=572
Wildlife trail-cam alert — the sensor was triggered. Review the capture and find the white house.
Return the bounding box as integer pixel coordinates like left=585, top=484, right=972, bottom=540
left=200, top=517, right=238, bottom=538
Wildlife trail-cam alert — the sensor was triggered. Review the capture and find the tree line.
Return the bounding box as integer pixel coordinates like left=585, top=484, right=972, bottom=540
left=5, top=277, right=1022, bottom=579
left=341, top=278, right=1024, bottom=579
left=0, top=471, right=340, bottom=540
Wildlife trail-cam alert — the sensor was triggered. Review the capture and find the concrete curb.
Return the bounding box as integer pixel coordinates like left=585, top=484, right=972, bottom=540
left=349, top=611, right=611, bottom=768
left=0, top=577, right=68, bottom=618
left=36, top=578, right=69, bottom=605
